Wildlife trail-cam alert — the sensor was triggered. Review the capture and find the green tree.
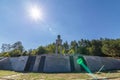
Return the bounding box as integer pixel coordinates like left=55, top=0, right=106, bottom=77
left=70, top=40, right=78, bottom=54
left=68, top=48, right=75, bottom=54
left=9, top=49, right=22, bottom=57
left=102, top=39, right=120, bottom=57
left=36, top=46, right=47, bottom=55
left=31, top=49, right=37, bottom=56
left=62, top=41, right=69, bottom=54
left=46, top=43, right=56, bottom=54
left=77, top=39, right=90, bottom=55
left=22, top=50, right=28, bottom=56
left=88, top=40, right=103, bottom=56
left=12, top=41, right=24, bottom=52
left=0, top=52, right=10, bottom=57
left=1, top=44, right=11, bottom=52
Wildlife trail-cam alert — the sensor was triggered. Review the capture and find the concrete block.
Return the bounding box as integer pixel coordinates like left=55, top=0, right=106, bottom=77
left=24, top=56, right=36, bottom=72
left=0, top=58, right=12, bottom=70
left=44, top=55, right=71, bottom=72
left=84, top=56, right=104, bottom=72
left=38, top=56, right=46, bottom=72
left=10, top=56, right=28, bottom=71
left=101, top=57, right=120, bottom=70
left=33, top=55, right=41, bottom=72
left=69, top=56, right=75, bottom=72
left=73, top=56, right=81, bottom=72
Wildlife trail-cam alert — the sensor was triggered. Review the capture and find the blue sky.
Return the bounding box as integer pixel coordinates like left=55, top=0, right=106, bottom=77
left=0, top=0, right=120, bottom=51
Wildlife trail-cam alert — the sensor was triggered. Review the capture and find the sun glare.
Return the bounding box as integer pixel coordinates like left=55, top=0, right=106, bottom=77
left=29, top=5, right=42, bottom=21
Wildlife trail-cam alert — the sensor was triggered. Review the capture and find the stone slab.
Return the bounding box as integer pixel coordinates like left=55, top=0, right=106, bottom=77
left=69, top=56, right=75, bottom=72
left=83, top=56, right=104, bottom=72
left=73, top=56, right=81, bottom=72
left=44, top=55, right=71, bottom=72
left=33, top=56, right=41, bottom=72
left=38, top=56, right=46, bottom=72
left=0, top=58, right=12, bottom=70
left=10, top=56, right=28, bottom=71
left=28, top=56, right=36, bottom=71
left=101, top=57, right=120, bottom=70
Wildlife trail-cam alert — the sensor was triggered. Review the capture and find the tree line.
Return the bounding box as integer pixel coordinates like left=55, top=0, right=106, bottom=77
left=0, top=38, right=120, bottom=57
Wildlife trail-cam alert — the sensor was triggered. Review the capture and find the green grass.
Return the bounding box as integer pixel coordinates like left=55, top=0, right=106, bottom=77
left=16, top=73, right=90, bottom=80
left=0, top=70, right=120, bottom=80
left=0, top=70, right=18, bottom=77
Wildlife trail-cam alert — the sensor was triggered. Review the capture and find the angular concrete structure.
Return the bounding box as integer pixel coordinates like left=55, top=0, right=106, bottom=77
left=0, top=58, right=12, bottom=70
left=43, top=55, right=71, bottom=72
left=101, top=57, right=120, bottom=70
left=33, top=55, right=41, bottom=72
left=84, top=56, right=120, bottom=72
left=10, top=56, right=28, bottom=71
left=84, top=56, right=104, bottom=72
left=24, top=56, right=36, bottom=72
left=73, top=56, right=81, bottom=72
left=0, top=55, right=120, bottom=73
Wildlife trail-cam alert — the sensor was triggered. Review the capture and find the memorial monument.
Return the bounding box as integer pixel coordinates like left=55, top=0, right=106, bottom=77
left=0, top=35, right=120, bottom=73
left=55, top=35, right=62, bottom=54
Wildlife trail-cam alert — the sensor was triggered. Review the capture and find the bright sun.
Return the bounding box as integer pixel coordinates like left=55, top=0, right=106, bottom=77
left=29, top=5, right=42, bottom=21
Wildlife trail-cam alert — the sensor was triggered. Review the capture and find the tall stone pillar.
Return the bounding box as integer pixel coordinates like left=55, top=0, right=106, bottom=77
left=55, top=35, right=62, bottom=54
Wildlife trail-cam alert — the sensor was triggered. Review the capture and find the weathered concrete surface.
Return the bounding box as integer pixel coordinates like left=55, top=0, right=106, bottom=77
left=32, top=55, right=41, bottom=72
left=0, top=58, right=12, bottom=70
left=10, top=56, right=28, bottom=71
left=84, top=56, right=120, bottom=72
left=69, top=56, right=75, bottom=72
left=101, top=57, right=120, bottom=70
left=73, top=56, right=81, bottom=72
left=84, top=56, right=104, bottom=72
left=0, top=55, right=120, bottom=73
left=44, top=55, right=71, bottom=72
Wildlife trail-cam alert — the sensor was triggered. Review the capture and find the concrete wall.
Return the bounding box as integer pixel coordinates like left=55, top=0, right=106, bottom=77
left=83, top=56, right=105, bottom=72
left=84, top=56, right=120, bottom=72
left=73, top=56, right=81, bottom=72
left=33, top=55, right=41, bottom=72
left=10, top=56, right=28, bottom=71
left=101, top=57, right=120, bottom=70
left=44, top=55, right=71, bottom=72
left=0, top=55, right=120, bottom=73
left=0, top=58, right=12, bottom=70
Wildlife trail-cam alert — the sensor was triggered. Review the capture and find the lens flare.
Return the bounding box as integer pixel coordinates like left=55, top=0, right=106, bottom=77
left=29, top=5, right=42, bottom=21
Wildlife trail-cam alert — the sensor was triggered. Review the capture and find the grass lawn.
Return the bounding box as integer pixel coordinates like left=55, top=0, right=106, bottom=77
left=0, top=70, right=18, bottom=77
left=16, top=73, right=90, bottom=80
left=0, top=70, right=120, bottom=80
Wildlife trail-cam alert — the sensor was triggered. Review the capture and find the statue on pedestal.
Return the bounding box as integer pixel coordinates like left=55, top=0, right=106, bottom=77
left=55, top=35, right=62, bottom=54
